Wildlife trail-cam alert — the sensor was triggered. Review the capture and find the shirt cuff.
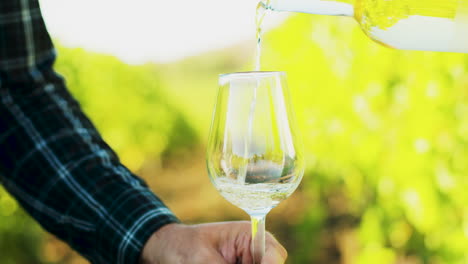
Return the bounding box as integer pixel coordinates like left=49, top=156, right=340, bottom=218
left=93, top=182, right=180, bottom=264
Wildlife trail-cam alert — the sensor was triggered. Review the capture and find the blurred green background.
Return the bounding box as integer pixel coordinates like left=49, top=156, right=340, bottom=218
left=1, top=13, right=468, bottom=264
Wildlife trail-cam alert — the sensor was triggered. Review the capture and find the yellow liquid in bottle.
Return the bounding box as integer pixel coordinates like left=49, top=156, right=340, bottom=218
left=267, top=0, right=468, bottom=53
left=355, top=0, right=468, bottom=52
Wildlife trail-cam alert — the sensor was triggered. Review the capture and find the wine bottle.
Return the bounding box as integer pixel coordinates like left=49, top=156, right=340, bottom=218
left=264, top=0, right=468, bottom=53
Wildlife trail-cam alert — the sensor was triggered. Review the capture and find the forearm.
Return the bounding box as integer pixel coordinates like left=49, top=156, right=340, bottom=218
left=0, top=1, right=179, bottom=263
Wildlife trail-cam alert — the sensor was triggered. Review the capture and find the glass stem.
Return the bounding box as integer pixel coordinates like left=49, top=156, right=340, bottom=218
left=250, top=214, right=266, bottom=264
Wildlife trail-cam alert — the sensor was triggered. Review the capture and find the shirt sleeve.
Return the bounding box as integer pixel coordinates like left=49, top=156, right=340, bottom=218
left=0, top=1, right=180, bottom=264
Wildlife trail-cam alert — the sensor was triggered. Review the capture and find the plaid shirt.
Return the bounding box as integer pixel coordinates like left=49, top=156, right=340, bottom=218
left=0, top=1, right=179, bottom=263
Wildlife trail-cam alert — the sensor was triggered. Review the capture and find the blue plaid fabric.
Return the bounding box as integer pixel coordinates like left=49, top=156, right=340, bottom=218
left=0, top=1, right=179, bottom=263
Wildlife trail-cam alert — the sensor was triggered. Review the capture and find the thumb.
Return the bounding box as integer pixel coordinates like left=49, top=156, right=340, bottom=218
left=261, top=236, right=287, bottom=264
left=261, top=248, right=287, bottom=264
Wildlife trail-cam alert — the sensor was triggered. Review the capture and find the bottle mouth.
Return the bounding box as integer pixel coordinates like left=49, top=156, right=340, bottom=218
left=258, top=0, right=271, bottom=10
left=265, top=0, right=277, bottom=10
left=219, top=71, right=286, bottom=80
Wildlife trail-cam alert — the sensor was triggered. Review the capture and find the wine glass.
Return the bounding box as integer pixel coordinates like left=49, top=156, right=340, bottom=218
left=206, top=71, right=305, bottom=263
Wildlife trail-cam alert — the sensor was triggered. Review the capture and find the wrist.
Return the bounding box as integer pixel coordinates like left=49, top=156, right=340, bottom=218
left=139, top=223, right=183, bottom=264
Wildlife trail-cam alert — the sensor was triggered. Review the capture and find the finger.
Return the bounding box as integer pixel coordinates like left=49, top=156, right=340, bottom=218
left=241, top=245, right=253, bottom=264
left=194, top=248, right=230, bottom=264
left=208, top=251, right=230, bottom=264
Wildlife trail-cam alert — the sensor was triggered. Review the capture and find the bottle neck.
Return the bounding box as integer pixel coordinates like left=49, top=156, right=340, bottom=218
left=268, top=0, right=355, bottom=17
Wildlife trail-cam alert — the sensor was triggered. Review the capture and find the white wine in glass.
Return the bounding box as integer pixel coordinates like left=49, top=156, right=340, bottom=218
left=206, top=71, right=305, bottom=263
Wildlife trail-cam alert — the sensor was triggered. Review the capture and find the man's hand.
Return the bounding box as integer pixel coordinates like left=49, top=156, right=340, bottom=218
left=140, top=221, right=287, bottom=264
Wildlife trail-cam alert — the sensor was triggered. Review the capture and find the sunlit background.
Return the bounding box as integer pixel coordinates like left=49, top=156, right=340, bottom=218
left=39, top=0, right=287, bottom=63
left=1, top=0, right=468, bottom=263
